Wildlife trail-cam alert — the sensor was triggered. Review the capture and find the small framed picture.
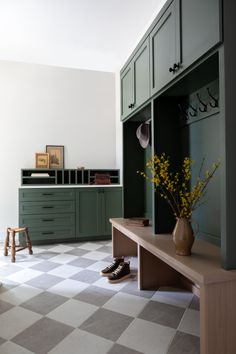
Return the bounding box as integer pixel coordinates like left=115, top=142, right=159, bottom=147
left=46, top=145, right=64, bottom=169
left=35, top=153, right=49, bottom=168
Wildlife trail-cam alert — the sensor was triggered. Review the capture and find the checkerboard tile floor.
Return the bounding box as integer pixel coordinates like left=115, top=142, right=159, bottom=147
left=0, top=241, right=200, bottom=354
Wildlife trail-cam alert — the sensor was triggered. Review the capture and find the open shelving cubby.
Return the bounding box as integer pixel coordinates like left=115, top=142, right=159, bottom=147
left=21, top=168, right=120, bottom=186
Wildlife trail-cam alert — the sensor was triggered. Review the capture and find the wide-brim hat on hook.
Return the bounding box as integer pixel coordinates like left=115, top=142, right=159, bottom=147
left=136, top=122, right=150, bottom=148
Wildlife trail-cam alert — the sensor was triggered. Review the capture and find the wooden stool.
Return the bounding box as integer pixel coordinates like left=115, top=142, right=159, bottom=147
left=4, top=227, right=33, bottom=262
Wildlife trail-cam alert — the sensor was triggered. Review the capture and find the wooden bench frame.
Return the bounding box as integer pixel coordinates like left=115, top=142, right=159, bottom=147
left=110, top=218, right=236, bottom=354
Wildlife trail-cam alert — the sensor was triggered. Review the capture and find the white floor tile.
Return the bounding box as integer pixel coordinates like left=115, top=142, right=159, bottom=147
left=5, top=269, right=43, bottom=283
left=0, top=284, right=42, bottom=305
left=48, top=329, right=113, bottom=354
left=0, top=341, right=34, bottom=354
left=47, top=299, right=98, bottom=327
left=48, top=245, right=74, bottom=253
left=47, top=265, right=82, bottom=278
left=0, top=307, right=42, bottom=340
left=77, top=242, right=103, bottom=251
left=103, top=291, right=149, bottom=317
left=48, top=279, right=89, bottom=298
left=117, top=318, right=176, bottom=354
left=93, top=276, right=131, bottom=292
left=178, top=308, right=200, bottom=337
left=151, top=286, right=193, bottom=308
left=49, top=254, right=78, bottom=264
left=86, top=260, right=110, bottom=272
left=82, top=251, right=109, bottom=261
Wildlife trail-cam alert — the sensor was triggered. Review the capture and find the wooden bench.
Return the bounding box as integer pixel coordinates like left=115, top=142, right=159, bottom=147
left=110, top=218, right=236, bottom=354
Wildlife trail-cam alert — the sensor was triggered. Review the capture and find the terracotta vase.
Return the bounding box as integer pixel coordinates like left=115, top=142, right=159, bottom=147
left=172, top=218, right=194, bottom=256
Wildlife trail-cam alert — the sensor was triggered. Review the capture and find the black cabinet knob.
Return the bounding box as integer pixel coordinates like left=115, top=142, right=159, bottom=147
left=169, top=63, right=180, bottom=73
left=173, top=63, right=180, bottom=70
left=128, top=103, right=134, bottom=109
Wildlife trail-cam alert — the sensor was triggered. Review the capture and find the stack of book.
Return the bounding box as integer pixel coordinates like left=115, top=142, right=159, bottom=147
left=125, top=217, right=149, bottom=227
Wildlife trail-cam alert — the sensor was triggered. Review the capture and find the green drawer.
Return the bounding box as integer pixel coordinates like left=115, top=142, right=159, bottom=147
left=19, top=188, right=75, bottom=202
left=27, top=226, right=75, bottom=242
left=20, top=200, right=75, bottom=215
left=19, top=213, right=75, bottom=228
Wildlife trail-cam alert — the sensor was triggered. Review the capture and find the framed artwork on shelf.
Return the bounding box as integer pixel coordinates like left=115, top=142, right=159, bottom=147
left=35, top=153, right=49, bottom=168
left=46, top=145, right=64, bottom=169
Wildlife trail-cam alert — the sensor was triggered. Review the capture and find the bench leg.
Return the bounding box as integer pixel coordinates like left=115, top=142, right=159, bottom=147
left=112, top=226, right=137, bottom=258
left=138, top=245, right=182, bottom=290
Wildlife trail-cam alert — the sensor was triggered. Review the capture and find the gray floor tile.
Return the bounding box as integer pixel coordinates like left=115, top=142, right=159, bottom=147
left=74, top=285, right=116, bottom=306
left=138, top=300, right=185, bottom=328
left=189, top=295, right=200, bottom=311
left=21, top=291, right=68, bottom=315
left=34, top=252, right=58, bottom=260
left=0, top=299, right=14, bottom=314
left=0, top=337, right=6, bottom=345
left=97, top=245, right=112, bottom=254
left=26, top=274, right=64, bottom=290
left=167, top=331, right=200, bottom=354
left=80, top=308, right=133, bottom=341
left=70, top=269, right=101, bottom=284
left=30, top=261, right=61, bottom=272
left=65, top=248, right=89, bottom=257
left=12, top=317, right=74, bottom=354
left=68, top=257, right=96, bottom=268
left=108, top=343, right=144, bottom=354
left=121, top=279, right=155, bottom=299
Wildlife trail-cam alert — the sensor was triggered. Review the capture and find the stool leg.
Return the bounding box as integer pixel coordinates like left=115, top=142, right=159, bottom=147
left=4, top=228, right=9, bottom=256
left=11, top=231, right=16, bottom=263
left=25, top=228, right=33, bottom=255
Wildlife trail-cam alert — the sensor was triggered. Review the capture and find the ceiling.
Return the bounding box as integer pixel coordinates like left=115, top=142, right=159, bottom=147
left=0, top=0, right=167, bottom=72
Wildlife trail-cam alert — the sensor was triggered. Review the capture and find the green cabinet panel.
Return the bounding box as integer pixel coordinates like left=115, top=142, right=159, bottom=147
left=181, top=0, right=222, bottom=71
left=19, top=188, right=74, bottom=201
left=76, top=187, right=122, bottom=239
left=20, top=200, right=75, bottom=215
left=103, top=188, right=123, bottom=234
left=121, top=64, right=133, bottom=120
left=150, top=0, right=180, bottom=95
left=27, top=227, right=75, bottom=243
left=76, top=188, right=101, bottom=237
left=121, top=39, right=150, bottom=120
left=19, top=213, right=75, bottom=228
left=19, top=188, right=76, bottom=243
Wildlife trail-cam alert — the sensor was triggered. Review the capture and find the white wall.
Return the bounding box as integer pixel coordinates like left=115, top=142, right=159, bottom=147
left=0, top=60, right=117, bottom=237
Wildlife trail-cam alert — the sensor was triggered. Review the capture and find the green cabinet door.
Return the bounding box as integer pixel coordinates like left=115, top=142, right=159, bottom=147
left=76, top=187, right=122, bottom=239
left=150, top=0, right=180, bottom=95
left=133, top=38, right=150, bottom=110
left=121, top=64, right=133, bottom=120
left=181, top=0, right=222, bottom=70
left=76, top=188, right=101, bottom=238
left=103, top=188, right=123, bottom=234
left=121, top=38, right=150, bottom=120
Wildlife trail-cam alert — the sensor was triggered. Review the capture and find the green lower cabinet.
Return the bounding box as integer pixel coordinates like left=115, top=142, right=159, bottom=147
left=76, top=187, right=122, bottom=240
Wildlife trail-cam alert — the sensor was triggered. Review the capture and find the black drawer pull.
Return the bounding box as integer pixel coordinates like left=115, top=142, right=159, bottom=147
left=42, top=206, right=54, bottom=209
left=42, top=193, right=54, bottom=196
left=42, top=231, right=54, bottom=235
left=42, top=219, right=54, bottom=222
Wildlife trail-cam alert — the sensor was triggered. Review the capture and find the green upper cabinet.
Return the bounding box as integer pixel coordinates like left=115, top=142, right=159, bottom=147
left=121, top=38, right=150, bottom=120
left=181, top=0, right=222, bottom=71
left=121, top=64, right=133, bottom=120
left=150, top=0, right=180, bottom=95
